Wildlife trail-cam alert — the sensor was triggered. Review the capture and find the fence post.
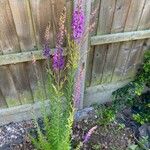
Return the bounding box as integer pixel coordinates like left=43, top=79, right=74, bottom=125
left=74, top=0, right=92, bottom=109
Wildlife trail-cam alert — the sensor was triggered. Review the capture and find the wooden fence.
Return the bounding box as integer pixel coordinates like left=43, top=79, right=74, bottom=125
left=0, top=0, right=67, bottom=108
left=0, top=0, right=150, bottom=111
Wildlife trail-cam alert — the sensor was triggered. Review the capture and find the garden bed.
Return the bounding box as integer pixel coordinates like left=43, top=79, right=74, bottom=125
left=0, top=92, right=149, bottom=150
left=0, top=107, right=135, bottom=150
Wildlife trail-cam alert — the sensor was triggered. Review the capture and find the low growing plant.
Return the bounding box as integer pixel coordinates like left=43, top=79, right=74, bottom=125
left=128, top=136, right=149, bottom=150
left=94, top=104, right=116, bottom=126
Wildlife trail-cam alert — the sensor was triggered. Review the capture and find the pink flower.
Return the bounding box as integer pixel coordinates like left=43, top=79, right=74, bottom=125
left=83, top=125, right=97, bottom=143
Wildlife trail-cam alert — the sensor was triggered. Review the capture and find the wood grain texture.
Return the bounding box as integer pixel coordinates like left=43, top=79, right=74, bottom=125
left=9, top=0, right=47, bottom=102
left=78, top=0, right=92, bottom=109
left=7, top=0, right=34, bottom=104
left=8, top=0, right=36, bottom=51
left=91, top=30, right=150, bottom=45
left=86, top=0, right=101, bottom=87
left=0, top=0, right=149, bottom=109
left=0, top=0, right=22, bottom=107
left=112, top=0, right=146, bottom=82
left=30, top=0, right=64, bottom=48
left=124, top=0, right=150, bottom=79
left=0, top=66, right=21, bottom=107
left=0, top=88, right=7, bottom=108
left=91, top=0, right=116, bottom=86
left=30, top=0, right=65, bottom=98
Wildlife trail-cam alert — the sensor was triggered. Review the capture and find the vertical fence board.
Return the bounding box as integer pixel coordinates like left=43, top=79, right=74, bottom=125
left=0, top=0, right=22, bottom=107
left=5, top=0, right=34, bottom=105
left=9, top=0, right=47, bottom=102
left=0, top=43, right=8, bottom=108
left=101, top=0, right=131, bottom=83
left=30, top=0, right=55, bottom=99
left=112, top=0, right=146, bottom=82
left=30, top=0, right=58, bottom=48
left=8, top=0, right=36, bottom=50
left=0, top=88, right=7, bottom=108
left=86, top=0, right=101, bottom=87
left=78, top=0, right=92, bottom=109
left=124, top=0, right=150, bottom=78
left=91, top=0, right=116, bottom=86
left=0, top=66, right=21, bottom=107
left=30, top=0, right=65, bottom=98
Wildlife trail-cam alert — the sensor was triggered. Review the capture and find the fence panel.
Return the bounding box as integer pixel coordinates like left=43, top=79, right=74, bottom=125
left=87, top=0, right=150, bottom=87
left=0, top=0, right=150, bottom=110
left=0, top=0, right=65, bottom=108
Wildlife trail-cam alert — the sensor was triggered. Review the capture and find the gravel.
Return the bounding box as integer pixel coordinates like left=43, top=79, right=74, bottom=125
left=0, top=121, right=34, bottom=150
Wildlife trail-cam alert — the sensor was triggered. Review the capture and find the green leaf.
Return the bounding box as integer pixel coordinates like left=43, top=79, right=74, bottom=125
left=128, top=144, right=138, bottom=150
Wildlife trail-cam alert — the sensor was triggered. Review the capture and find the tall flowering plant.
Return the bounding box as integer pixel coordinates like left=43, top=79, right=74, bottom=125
left=31, top=1, right=97, bottom=150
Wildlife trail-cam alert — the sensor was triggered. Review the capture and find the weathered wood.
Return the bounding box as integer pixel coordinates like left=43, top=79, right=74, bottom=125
left=91, top=0, right=116, bottom=86
left=30, top=0, right=65, bottom=99
left=101, top=0, right=131, bottom=84
left=0, top=30, right=149, bottom=67
left=0, top=88, right=7, bottom=108
left=112, top=0, right=146, bottom=82
left=8, top=0, right=36, bottom=51
left=0, top=0, right=149, bottom=110
left=0, top=0, right=22, bottom=107
left=30, top=0, right=56, bottom=48
left=9, top=0, right=35, bottom=104
left=0, top=48, right=67, bottom=66
left=76, top=0, right=92, bottom=109
left=0, top=50, right=43, bottom=66
left=124, top=0, right=150, bottom=79
left=86, top=0, right=101, bottom=87
left=0, top=45, right=7, bottom=108
left=10, top=0, right=47, bottom=103
left=0, top=66, right=21, bottom=107
left=91, top=30, right=150, bottom=46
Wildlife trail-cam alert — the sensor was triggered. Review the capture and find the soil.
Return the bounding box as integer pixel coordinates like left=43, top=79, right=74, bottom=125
left=0, top=108, right=135, bottom=150
left=73, top=116, right=134, bottom=150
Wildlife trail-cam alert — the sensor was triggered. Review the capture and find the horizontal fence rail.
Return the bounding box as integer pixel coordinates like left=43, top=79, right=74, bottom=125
left=0, top=48, right=67, bottom=66
left=0, top=30, right=150, bottom=66
left=0, top=50, right=44, bottom=66
left=91, top=30, right=150, bottom=46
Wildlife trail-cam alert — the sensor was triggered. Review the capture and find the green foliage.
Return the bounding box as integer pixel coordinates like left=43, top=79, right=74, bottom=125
left=127, top=136, right=149, bottom=150
left=31, top=73, right=74, bottom=150
left=30, top=37, right=80, bottom=150
left=112, top=51, right=150, bottom=125
left=92, top=144, right=101, bottom=150
left=132, top=91, right=150, bottom=125
left=132, top=114, right=145, bottom=125
left=95, top=104, right=116, bottom=126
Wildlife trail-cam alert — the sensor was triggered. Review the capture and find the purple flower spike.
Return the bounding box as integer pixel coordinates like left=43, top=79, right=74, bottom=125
left=43, top=44, right=51, bottom=58
left=83, top=125, right=97, bottom=143
left=53, top=48, right=65, bottom=71
left=72, top=7, right=85, bottom=40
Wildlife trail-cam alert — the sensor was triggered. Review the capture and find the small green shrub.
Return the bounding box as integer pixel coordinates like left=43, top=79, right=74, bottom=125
left=31, top=51, right=77, bottom=150
left=95, top=104, right=116, bottom=126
